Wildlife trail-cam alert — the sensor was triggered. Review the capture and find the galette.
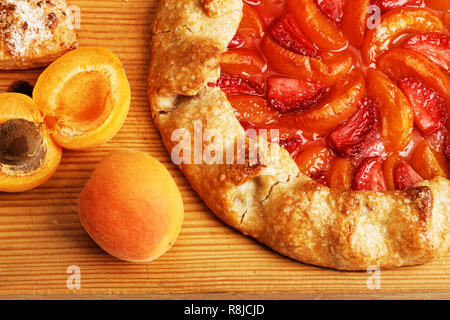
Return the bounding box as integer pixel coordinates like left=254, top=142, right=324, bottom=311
left=148, top=0, right=450, bottom=270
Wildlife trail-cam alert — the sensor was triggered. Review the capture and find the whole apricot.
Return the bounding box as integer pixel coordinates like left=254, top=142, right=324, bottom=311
left=78, top=150, right=184, bottom=262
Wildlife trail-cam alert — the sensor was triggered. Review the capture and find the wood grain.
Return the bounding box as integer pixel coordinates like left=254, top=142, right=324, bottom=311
left=0, top=0, right=448, bottom=299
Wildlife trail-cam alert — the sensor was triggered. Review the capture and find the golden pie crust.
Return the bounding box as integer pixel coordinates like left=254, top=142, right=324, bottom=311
left=148, top=0, right=450, bottom=270
left=0, top=0, right=78, bottom=70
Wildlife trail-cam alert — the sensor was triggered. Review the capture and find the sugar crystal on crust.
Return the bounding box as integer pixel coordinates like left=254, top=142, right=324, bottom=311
left=0, top=0, right=74, bottom=59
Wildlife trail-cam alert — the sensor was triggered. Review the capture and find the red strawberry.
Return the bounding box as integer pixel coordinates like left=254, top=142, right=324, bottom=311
left=310, top=171, right=329, bottom=186
left=444, top=134, right=450, bottom=164
left=257, top=123, right=305, bottom=159
left=267, top=77, right=327, bottom=113
left=270, top=13, right=319, bottom=58
left=371, top=0, right=423, bottom=13
left=394, top=161, right=423, bottom=190
left=315, top=0, right=344, bottom=24
left=228, top=33, right=244, bottom=49
left=397, top=77, right=447, bottom=135
left=212, top=74, right=264, bottom=96
left=239, top=120, right=254, bottom=131
left=327, top=97, right=379, bottom=157
left=403, top=32, right=450, bottom=72
left=426, top=128, right=448, bottom=152
left=279, top=136, right=304, bottom=159
left=353, top=157, right=387, bottom=192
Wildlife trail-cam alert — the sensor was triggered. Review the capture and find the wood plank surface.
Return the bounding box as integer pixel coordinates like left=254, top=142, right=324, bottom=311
left=0, top=0, right=449, bottom=299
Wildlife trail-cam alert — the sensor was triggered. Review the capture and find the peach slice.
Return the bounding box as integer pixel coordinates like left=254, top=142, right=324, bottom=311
left=287, top=0, right=347, bottom=50
left=33, top=47, right=131, bottom=150
left=328, top=157, right=353, bottom=190
left=0, top=93, right=62, bottom=192
left=261, top=36, right=353, bottom=86
left=377, top=48, right=450, bottom=126
left=410, top=139, right=449, bottom=179
left=366, top=68, right=413, bottom=151
left=362, top=7, right=443, bottom=64
left=341, top=0, right=370, bottom=48
left=279, top=68, right=366, bottom=136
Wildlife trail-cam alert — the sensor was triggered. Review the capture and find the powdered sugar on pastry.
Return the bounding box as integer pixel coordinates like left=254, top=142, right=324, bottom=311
left=0, top=0, right=77, bottom=67
left=2, top=0, right=53, bottom=57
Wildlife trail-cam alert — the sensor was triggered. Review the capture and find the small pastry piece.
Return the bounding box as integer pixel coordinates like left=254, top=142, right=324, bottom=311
left=0, top=0, right=78, bottom=70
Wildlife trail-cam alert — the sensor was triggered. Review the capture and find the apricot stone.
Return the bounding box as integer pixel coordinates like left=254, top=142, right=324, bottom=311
left=0, top=93, right=62, bottom=192
left=78, top=150, right=184, bottom=262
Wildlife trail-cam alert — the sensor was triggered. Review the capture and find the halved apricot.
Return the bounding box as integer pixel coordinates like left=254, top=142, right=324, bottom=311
left=287, top=0, right=347, bottom=50
left=410, top=139, right=449, bottom=179
left=341, top=0, right=370, bottom=48
left=382, top=152, right=405, bottom=190
left=295, top=145, right=334, bottom=177
left=33, top=47, right=131, bottom=150
left=377, top=48, right=450, bottom=126
left=366, top=69, right=413, bottom=151
left=0, top=93, right=62, bottom=192
left=220, top=49, right=267, bottom=79
left=424, top=0, right=450, bottom=10
left=279, top=68, right=365, bottom=136
left=328, top=157, right=353, bottom=190
left=362, top=7, right=443, bottom=64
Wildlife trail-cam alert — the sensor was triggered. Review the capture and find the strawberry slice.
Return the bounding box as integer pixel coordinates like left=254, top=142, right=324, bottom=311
left=310, top=171, right=329, bottom=186
left=315, top=0, right=344, bottom=24
left=270, top=13, right=320, bottom=58
left=394, top=161, right=423, bottom=190
left=258, top=123, right=305, bottom=159
left=403, top=32, right=450, bottom=72
left=212, top=74, right=264, bottom=96
left=239, top=120, right=254, bottom=132
left=371, top=0, right=423, bottom=13
left=228, top=34, right=244, bottom=49
left=278, top=136, right=305, bottom=159
left=353, top=157, right=387, bottom=191
left=397, top=77, right=447, bottom=135
left=327, top=97, right=379, bottom=157
left=267, top=77, right=327, bottom=113
left=444, top=134, right=450, bottom=164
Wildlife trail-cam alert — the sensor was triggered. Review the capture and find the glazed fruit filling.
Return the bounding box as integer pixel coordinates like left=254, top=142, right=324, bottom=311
left=212, top=0, right=450, bottom=191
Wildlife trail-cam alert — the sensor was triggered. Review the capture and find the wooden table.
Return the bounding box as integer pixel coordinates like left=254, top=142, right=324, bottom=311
left=0, top=0, right=448, bottom=299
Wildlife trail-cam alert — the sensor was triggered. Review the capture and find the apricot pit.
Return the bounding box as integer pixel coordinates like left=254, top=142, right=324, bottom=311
left=0, top=93, right=62, bottom=192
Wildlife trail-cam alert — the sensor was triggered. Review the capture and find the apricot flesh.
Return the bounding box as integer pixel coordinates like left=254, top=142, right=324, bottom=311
left=377, top=48, right=450, bottom=126
left=366, top=69, right=413, bottom=152
left=362, top=7, right=443, bottom=64
left=287, top=0, right=347, bottom=50
left=279, top=68, right=365, bottom=136
left=78, top=150, right=184, bottom=262
left=33, top=47, right=131, bottom=150
left=0, top=93, right=62, bottom=192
